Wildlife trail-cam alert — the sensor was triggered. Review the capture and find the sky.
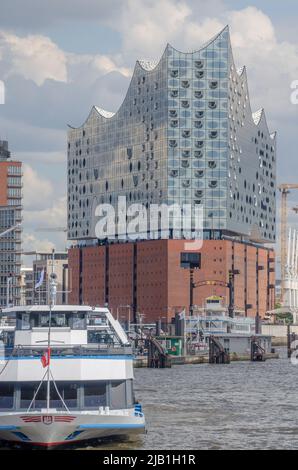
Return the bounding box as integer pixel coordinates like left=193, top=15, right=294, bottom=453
left=0, top=0, right=297, bottom=263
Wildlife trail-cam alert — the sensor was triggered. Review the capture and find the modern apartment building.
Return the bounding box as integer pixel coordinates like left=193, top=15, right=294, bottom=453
left=32, top=252, right=69, bottom=305
left=67, top=27, right=276, bottom=322
left=20, top=267, right=34, bottom=306
left=0, top=140, right=22, bottom=307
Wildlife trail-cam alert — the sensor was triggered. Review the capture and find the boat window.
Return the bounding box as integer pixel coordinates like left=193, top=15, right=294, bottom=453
left=20, top=382, right=47, bottom=410
left=39, top=313, right=68, bottom=328
left=33, top=383, right=47, bottom=410
left=0, top=382, right=14, bottom=409
left=20, top=383, right=37, bottom=409
left=110, top=381, right=126, bottom=409
left=125, top=379, right=134, bottom=408
left=88, top=330, right=114, bottom=345
left=20, top=382, right=79, bottom=410
left=50, top=382, right=79, bottom=409
left=84, top=381, right=107, bottom=408
left=70, top=313, right=86, bottom=330
left=16, top=312, right=31, bottom=330
left=88, top=315, right=107, bottom=326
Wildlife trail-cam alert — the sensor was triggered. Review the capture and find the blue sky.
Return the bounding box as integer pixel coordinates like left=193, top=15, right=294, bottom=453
left=0, top=0, right=297, bottom=256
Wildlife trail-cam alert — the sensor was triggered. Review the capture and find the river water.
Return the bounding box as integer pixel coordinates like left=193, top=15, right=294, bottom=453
left=95, top=347, right=298, bottom=450
left=1, top=348, right=297, bottom=450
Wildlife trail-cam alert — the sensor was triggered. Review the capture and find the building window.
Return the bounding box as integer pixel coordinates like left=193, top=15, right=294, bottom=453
left=195, top=60, right=204, bottom=69
left=209, top=131, right=218, bottom=139
left=208, top=101, right=217, bottom=109
left=194, top=91, right=203, bottom=99
left=209, top=80, right=218, bottom=89
left=195, top=70, right=204, bottom=79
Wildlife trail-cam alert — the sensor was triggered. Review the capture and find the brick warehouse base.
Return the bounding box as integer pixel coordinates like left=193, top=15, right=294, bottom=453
left=68, top=239, right=275, bottom=323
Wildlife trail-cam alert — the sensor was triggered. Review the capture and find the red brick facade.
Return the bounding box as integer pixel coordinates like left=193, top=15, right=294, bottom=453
left=68, top=239, right=275, bottom=323
left=0, top=161, right=21, bottom=205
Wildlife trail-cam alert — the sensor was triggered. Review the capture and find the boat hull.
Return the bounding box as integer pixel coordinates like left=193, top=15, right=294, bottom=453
left=0, top=409, right=145, bottom=447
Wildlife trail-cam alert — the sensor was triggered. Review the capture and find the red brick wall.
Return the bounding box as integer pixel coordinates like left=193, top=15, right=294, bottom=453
left=109, top=243, right=134, bottom=319
left=82, top=246, right=105, bottom=306
left=137, top=240, right=168, bottom=323
left=232, top=242, right=246, bottom=313
left=246, top=245, right=257, bottom=315
left=68, top=240, right=275, bottom=322
left=0, top=162, right=8, bottom=205
left=68, top=247, right=80, bottom=304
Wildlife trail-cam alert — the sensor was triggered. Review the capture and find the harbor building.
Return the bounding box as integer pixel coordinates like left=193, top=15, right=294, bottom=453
left=67, top=27, right=276, bottom=323
left=20, top=267, right=34, bottom=306
left=32, top=252, right=69, bottom=305
left=0, top=140, right=22, bottom=307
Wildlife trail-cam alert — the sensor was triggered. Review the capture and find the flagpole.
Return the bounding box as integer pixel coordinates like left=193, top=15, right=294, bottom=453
left=46, top=249, right=55, bottom=413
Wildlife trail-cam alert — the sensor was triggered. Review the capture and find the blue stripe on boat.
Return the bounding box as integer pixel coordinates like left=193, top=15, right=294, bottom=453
left=0, top=425, right=19, bottom=431
left=78, top=423, right=144, bottom=429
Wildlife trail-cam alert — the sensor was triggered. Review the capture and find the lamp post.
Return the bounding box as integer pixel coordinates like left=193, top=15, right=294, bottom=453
left=117, top=304, right=131, bottom=333
left=180, top=252, right=201, bottom=316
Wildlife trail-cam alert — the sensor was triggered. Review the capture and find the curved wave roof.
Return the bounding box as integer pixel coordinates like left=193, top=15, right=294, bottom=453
left=70, top=25, right=275, bottom=137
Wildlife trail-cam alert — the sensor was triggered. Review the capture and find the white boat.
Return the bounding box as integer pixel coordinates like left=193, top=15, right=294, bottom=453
left=0, top=273, right=145, bottom=447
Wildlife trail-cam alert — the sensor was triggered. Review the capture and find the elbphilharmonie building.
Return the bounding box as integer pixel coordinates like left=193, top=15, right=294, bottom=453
left=67, top=26, right=276, bottom=243
left=68, top=27, right=276, bottom=321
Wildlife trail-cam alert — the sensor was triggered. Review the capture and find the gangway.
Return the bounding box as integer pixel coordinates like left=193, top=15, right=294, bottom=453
left=209, top=335, right=230, bottom=364
left=250, top=336, right=266, bottom=361
left=146, top=335, right=171, bottom=368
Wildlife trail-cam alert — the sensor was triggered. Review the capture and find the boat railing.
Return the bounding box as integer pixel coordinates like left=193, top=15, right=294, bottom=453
left=3, top=344, right=133, bottom=358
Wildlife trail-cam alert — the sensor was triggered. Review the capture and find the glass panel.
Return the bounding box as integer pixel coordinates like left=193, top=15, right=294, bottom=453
left=50, top=382, right=78, bottom=409
left=0, top=383, right=14, bottom=409
left=71, top=314, right=86, bottom=330
left=84, top=381, right=107, bottom=407
left=21, top=313, right=30, bottom=330
left=110, top=381, right=126, bottom=409
left=125, top=380, right=134, bottom=408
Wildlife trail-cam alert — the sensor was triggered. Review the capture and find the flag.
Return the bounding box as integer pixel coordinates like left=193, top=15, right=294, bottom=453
left=178, top=309, right=185, bottom=320
left=41, top=348, right=51, bottom=368
left=35, top=269, right=45, bottom=290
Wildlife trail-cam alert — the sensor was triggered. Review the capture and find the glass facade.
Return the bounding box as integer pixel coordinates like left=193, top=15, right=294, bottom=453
left=0, top=140, right=22, bottom=307
left=67, top=26, right=276, bottom=244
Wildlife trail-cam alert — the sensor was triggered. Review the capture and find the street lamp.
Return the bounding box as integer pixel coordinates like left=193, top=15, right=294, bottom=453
left=180, top=252, right=201, bottom=316
left=117, top=305, right=131, bottom=333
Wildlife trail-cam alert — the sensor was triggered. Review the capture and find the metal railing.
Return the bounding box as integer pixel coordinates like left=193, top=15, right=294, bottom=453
left=2, top=344, right=133, bottom=358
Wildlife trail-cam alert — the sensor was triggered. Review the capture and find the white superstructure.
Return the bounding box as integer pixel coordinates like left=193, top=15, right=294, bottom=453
left=0, top=304, right=145, bottom=447
left=284, top=228, right=298, bottom=323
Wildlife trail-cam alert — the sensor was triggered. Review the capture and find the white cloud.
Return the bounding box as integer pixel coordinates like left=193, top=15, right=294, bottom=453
left=22, top=196, right=67, bottom=262
left=24, top=196, right=67, bottom=231
left=22, top=232, right=56, bottom=254
left=115, top=0, right=192, bottom=60
left=15, top=151, right=66, bottom=164
left=228, top=6, right=275, bottom=47
left=0, top=31, right=67, bottom=85
left=67, top=53, right=131, bottom=84
left=23, top=164, right=54, bottom=211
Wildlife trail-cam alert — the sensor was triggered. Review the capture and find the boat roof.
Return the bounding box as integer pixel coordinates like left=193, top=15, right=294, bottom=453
left=0, top=305, right=110, bottom=314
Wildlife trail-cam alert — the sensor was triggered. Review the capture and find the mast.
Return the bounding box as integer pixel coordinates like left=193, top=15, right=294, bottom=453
left=46, top=249, right=57, bottom=412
